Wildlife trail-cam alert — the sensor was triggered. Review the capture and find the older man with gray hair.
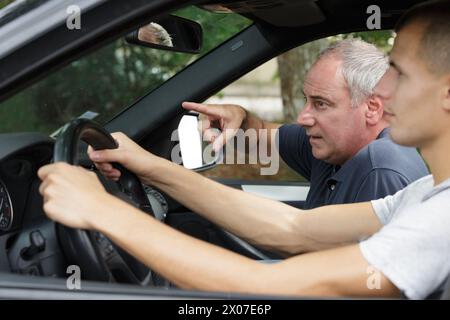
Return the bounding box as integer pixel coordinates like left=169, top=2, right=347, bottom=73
left=183, top=38, right=428, bottom=208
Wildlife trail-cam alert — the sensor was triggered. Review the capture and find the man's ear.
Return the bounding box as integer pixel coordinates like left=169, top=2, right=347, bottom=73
left=365, top=95, right=384, bottom=125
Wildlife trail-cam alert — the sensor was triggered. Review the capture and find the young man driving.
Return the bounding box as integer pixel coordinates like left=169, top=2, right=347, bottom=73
left=38, top=1, right=450, bottom=299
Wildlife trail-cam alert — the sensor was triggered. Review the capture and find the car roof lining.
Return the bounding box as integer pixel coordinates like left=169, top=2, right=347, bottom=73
left=199, top=0, right=426, bottom=27
left=200, top=0, right=326, bottom=27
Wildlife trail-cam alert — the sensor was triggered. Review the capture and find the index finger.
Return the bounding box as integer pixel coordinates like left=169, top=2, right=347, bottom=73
left=182, top=101, right=224, bottom=119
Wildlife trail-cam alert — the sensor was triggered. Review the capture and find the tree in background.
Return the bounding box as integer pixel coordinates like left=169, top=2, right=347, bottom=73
left=277, top=39, right=330, bottom=123
left=0, top=0, right=15, bottom=10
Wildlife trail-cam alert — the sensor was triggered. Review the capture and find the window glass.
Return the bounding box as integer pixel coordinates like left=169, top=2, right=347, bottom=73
left=0, top=5, right=251, bottom=134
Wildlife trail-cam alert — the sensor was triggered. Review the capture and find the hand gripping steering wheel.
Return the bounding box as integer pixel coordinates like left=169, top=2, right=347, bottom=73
left=53, top=119, right=155, bottom=285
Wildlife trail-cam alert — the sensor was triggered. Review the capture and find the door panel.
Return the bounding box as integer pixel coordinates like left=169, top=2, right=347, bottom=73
left=214, top=178, right=310, bottom=209
left=241, top=185, right=309, bottom=201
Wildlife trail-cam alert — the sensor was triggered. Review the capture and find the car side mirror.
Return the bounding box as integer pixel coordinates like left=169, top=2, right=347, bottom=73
left=178, top=113, right=221, bottom=171
left=125, top=14, right=203, bottom=54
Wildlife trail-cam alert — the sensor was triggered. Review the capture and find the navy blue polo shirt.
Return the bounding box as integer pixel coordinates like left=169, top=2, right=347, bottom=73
left=277, top=125, right=429, bottom=209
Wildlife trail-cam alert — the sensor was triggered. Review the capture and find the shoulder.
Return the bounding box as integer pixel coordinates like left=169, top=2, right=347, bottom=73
left=356, top=131, right=428, bottom=181
left=278, top=124, right=305, bottom=137
left=277, top=124, right=310, bottom=153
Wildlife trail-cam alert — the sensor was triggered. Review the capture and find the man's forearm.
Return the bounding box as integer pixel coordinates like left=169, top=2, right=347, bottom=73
left=144, top=159, right=303, bottom=255
left=142, top=159, right=381, bottom=255
left=95, top=199, right=397, bottom=298
left=240, top=109, right=281, bottom=153
left=95, top=198, right=269, bottom=293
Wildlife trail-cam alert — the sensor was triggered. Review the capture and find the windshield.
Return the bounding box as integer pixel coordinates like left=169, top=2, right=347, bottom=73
left=0, top=5, right=251, bottom=134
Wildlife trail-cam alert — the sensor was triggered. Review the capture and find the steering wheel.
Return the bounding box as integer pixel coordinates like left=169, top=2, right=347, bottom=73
left=53, top=118, right=155, bottom=285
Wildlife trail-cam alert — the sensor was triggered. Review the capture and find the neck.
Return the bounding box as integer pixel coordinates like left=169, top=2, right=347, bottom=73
left=358, top=123, right=389, bottom=151
left=360, top=120, right=389, bottom=144
left=337, top=123, right=389, bottom=166
left=374, top=124, right=389, bottom=138
left=374, top=119, right=390, bottom=137
left=421, top=132, right=450, bottom=186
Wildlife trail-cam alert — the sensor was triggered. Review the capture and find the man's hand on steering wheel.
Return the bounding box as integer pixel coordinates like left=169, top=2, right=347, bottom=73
left=87, top=132, right=159, bottom=184
left=38, top=162, right=119, bottom=230
left=38, top=130, right=163, bottom=229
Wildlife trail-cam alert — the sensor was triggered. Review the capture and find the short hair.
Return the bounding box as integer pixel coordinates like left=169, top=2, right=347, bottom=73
left=139, top=22, right=173, bottom=47
left=316, top=39, right=389, bottom=107
left=395, top=0, right=450, bottom=75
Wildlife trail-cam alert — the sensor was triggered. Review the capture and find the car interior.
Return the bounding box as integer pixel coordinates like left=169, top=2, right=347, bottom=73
left=1, top=0, right=449, bottom=299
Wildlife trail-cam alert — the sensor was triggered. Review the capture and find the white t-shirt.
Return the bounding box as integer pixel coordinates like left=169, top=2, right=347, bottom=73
left=359, top=174, right=450, bottom=299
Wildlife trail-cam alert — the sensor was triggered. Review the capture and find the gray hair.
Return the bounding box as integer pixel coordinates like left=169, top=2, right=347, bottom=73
left=317, top=39, right=389, bottom=107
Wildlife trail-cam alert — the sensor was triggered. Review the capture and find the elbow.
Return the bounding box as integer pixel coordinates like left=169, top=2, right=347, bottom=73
left=256, top=215, right=310, bottom=257
left=242, top=210, right=311, bottom=257
left=276, top=213, right=311, bottom=256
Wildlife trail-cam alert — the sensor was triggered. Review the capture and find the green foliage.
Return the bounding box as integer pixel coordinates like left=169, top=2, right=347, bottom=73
left=332, top=30, right=395, bottom=52
left=0, top=0, right=15, bottom=9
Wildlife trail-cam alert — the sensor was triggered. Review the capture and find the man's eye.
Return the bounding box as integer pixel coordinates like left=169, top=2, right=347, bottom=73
left=314, top=101, right=328, bottom=109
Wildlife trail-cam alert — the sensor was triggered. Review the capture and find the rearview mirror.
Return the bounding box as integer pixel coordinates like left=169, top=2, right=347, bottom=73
left=178, top=113, right=221, bottom=171
left=126, top=15, right=203, bottom=54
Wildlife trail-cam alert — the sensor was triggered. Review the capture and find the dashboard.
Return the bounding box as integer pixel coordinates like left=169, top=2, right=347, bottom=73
left=0, top=132, right=173, bottom=278
left=0, top=133, right=55, bottom=274
left=0, top=178, right=13, bottom=231
left=0, top=133, right=53, bottom=237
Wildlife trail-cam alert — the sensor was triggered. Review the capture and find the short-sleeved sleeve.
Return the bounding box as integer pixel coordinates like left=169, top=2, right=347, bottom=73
left=369, top=176, right=429, bottom=225
left=354, top=169, right=410, bottom=223
left=276, top=124, right=314, bottom=181
left=360, top=193, right=450, bottom=299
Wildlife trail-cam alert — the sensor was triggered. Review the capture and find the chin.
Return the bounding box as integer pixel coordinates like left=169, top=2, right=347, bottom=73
left=312, top=148, right=337, bottom=164
left=389, top=128, right=420, bottom=147
left=312, top=148, right=328, bottom=161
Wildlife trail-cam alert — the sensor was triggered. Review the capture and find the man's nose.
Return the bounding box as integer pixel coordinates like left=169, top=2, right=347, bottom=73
left=297, top=105, right=315, bottom=127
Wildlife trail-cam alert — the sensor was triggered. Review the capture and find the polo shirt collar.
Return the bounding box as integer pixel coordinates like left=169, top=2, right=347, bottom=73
left=422, top=176, right=450, bottom=201
left=377, top=127, right=390, bottom=139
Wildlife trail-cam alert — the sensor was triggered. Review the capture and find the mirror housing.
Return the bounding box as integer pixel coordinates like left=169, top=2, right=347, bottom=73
left=126, top=15, right=203, bottom=54
left=178, top=113, right=221, bottom=171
